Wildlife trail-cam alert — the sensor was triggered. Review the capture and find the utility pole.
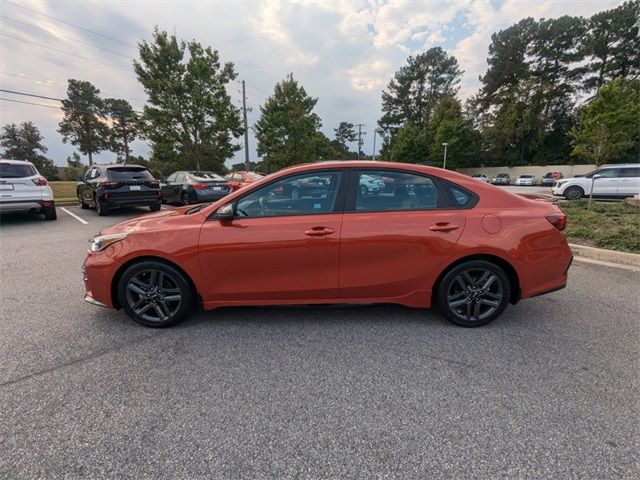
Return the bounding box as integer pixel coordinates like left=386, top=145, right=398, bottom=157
left=242, top=80, right=250, bottom=171
left=355, top=123, right=366, bottom=160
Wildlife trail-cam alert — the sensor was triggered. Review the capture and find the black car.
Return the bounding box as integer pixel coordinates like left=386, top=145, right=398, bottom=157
left=77, top=164, right=161, bottom=216
left=160, top=171, right=231, bottom=205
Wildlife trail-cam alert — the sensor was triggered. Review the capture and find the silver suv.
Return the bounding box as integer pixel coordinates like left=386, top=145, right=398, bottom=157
left=0, top=159, right=57, bottom=220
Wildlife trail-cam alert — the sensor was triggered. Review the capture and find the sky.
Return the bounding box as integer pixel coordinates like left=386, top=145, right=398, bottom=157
left=0, top=0, right=623, bottom=168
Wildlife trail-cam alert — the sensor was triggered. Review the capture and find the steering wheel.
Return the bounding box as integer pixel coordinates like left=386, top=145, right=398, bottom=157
left=258, top=196, right=271, bottom=215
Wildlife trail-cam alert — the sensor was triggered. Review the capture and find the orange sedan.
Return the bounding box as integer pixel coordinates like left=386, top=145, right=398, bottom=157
left=83, top=161, right=572, bottom=328
left=225, top=171, right=264, bottom=191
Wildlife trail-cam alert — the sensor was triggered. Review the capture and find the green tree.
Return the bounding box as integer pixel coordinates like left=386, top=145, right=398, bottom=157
left=1, top=121, right=57, bottom=178
left=390, top=123, right=429, bottom=163
left=58, top=79, right=108, bottom=166
left=105, top=98, right=140, bottom=164
left=582, top=1, right=640, bottom=92
left=380, top=47, right=462, bottom=129
left=570, top=78, right=640, bottom=166
left=254, top=74, right=323, bottom=171
left=428, top=96, right=479, bottom=169
left=62, top=152, right=88, bottom=180
left=332, top=121, right=357, bottom=158
left=134, top=28, right=243, bottom=171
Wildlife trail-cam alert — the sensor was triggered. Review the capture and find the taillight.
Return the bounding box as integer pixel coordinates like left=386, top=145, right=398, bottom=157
left=32, top=177, right=47, bottom=186
left=193, top=183, right=207, bottom=190
left=99, top=180, right=121, bottom=188
left=147, top=180, right=159, bottom=187
left=546, top=213, right=567, bottom=231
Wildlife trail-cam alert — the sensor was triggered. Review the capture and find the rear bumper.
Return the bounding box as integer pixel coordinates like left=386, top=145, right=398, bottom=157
left=103, top=193, right=160, bottom=208
left=0, top=199, right=54, bottom=213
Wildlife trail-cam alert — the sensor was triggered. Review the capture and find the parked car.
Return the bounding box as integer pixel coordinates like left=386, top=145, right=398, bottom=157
left=471, top=174, right=489, bottom=183
left=490, top=173, right=510, bottom=185
left=541, top=171, right=564, bottom=187
left=552, top=164, right=640, bottom=200
left=225, top=171, right=264, bottom=191
left=0, top=159, right=56, bottom=220
left=514, top=174, right=536, bottom=186
left=77, top=164, right=161, bottom=216
left=161, top=171, right=231, bottom=205
left=359, top=174, right=385, bottom=195
left=83, top=161, right=572, bottom=329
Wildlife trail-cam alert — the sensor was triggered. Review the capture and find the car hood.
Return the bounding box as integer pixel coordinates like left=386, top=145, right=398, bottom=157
left=98, top=206, right=201, bottom=236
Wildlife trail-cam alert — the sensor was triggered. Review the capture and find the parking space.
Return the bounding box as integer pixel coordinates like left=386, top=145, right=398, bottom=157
left=1, top=206, right=639, bottom=478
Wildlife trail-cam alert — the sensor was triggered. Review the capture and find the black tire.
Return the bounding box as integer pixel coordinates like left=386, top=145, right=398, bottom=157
left=160, top=195, right=166, bottom=204
left=149, top=203, right=161, bottom=212
left=79, top=193, right=89, bottom=209
left=43, top=205, right=57, bottom=220
left=182, top=192, right=191, bottom=205
left=564, top=186, right=584, bottom=200
left=96, top=198, right=108, bottom=216
left=117, top=260, right=194, bottom=327
left=436, top=260, right=511, bottom=327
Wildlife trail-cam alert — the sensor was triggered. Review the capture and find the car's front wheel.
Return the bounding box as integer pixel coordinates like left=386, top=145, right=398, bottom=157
left=437, top=260, right=511, bottom=327
left=117, top=260, right=194, bottom=327
left=564, top=186, right=584, bottom=200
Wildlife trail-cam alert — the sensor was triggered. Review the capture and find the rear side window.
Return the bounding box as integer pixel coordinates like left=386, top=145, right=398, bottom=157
left=355, top=170, right=443, bottom=212
left=0, top=162, right=37, bottom=178
left=107, top=168, right=154, bottom=181
left=619, top=167, right=640, bottom=177
left=442, top=181, right=478, bottom=208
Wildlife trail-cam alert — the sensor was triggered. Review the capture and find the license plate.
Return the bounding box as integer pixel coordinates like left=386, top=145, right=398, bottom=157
left=0, top=184, right=14, bottom=190
left=212, top=187, right=222, bottom=191
left=129, top=185, right=141, bottom=191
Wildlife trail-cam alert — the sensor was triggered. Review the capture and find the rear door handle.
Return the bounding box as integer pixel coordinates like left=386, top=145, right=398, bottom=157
left=428, top=223, right=459, bottom=233
left=304, top=226, right=335, bottom=236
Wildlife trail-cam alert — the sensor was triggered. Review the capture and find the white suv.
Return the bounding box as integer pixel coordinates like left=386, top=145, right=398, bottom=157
left=0, top=159, right=57, bottom=220
left=552, top=164, right=640, bottom=200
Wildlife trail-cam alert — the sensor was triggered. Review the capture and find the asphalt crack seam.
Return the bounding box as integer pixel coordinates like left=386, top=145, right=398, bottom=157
left=0, top=332, right=163, bottom=389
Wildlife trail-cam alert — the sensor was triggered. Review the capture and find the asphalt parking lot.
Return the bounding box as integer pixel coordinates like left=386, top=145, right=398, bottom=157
left=1, top=203, right=639, bottom=478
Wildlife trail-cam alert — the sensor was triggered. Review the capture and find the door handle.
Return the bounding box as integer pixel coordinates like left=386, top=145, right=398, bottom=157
left=428, top=223, right=459, bottom=233
left=304, top=226, right=335, bottom=236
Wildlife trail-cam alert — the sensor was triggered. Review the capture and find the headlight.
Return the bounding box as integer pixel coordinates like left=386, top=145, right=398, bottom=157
left=89, top=233, right=129, bottom=252
left=555, top=181, right=567, bottom=187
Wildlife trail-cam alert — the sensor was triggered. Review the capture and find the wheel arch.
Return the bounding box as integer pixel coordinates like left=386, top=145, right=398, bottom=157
left=111, top=255, right=201, bottom=310
left=433, top=254, right=521, bottom=305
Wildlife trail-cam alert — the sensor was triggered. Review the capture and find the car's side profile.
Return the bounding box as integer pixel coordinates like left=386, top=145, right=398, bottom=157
left=552, top=164, right=640, bottom=200
left=77, top=164, right=161, bottom=216
left=0, top=159, right=56, bottom=220
left=160, top=171, right=231, bottom=205
left=83, top=161, right=572, bottom=329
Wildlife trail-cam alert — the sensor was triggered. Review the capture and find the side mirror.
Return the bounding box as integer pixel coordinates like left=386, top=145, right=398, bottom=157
left=216, top=203, right=235, bottom=220
left=593, top=174, right=602, bottom=180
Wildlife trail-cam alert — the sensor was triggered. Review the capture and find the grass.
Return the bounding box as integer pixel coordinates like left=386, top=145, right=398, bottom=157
left=559, top=200, right=640, bottom=253
left=49, top=181, right=77, bottom=202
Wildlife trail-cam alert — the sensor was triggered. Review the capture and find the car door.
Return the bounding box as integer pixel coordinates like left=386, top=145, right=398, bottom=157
left=161, top=173, right=178, bottom=201
left=79, top=167, right=99, bottom=205
left=197, top=169, right=346, bottom=304
left=339, top=169, right=466, bottom=302
left=592, top=168, right=620, bottom=196
left=617, top=167, right=640, bottom=197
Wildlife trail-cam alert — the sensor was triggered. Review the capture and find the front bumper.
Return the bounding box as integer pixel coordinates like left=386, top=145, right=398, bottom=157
left=84, top=293, right=107, bottom=307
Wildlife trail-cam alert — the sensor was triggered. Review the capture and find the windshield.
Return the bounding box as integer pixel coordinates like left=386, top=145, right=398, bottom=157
left=497, top=174, right=508, bottom=177
left=107, top=168, right=154, bottom=181
left=520, top=175, right=533, bottom=178
left=0, top=162, right=37, bottom=178
left=581, top=169, right=601, bottom=178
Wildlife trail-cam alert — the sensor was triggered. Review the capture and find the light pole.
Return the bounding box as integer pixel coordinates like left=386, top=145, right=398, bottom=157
left=588, top=174, right=601, bottom=211
left=373, top=128, right=384, bottom=161
left=442, top=142, right=448, bottom=169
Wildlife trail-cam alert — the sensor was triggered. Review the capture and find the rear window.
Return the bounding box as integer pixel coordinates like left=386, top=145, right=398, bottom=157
left=107, top=168, right=154, bottom=181
left=0, top=162, right=37, bottom=178
left=189, top=171, right=225, bottom=181
left=247, top=172, right=263, bottom=180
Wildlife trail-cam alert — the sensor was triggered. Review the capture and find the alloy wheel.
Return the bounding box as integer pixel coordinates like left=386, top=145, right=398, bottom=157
left=446, top=268, right=504, bottom=323
left=125, top=269, right=183, bottom=323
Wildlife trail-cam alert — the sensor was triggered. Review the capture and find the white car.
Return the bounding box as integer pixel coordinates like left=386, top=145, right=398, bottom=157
left=359, top=174, right=385, bottom=194
left=552, top=164, right=640, bottom=200
left=0, top=159, right=57, bottom=220
left=471, top=174, right=489, bottom=183
left=514, top=174, right=536, bottom=186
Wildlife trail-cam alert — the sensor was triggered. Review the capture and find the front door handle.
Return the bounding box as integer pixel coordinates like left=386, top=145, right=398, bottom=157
left=304, top=226, right=335, bottom=236
left=428, top=223, right=459, bottom=233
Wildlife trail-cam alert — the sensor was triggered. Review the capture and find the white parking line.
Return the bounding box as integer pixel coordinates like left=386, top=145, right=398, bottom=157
left=60, top=207, right=89, bottom=225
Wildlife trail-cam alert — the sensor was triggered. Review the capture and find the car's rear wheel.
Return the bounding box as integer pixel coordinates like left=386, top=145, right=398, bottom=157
left=564, top=186, right=583, bottom=200
left=43, top=205, right=57, bottom=220
left=118, top=261, right=194, bottom=327
left=182, top=192, right=191, bottom=205
left=79, top=194, right=89, bottom=209
left=437, top=260, right=510, bottom=327
left=149, top=203, right=161, bottom=212
left=96, top=198, right=108, bottom=216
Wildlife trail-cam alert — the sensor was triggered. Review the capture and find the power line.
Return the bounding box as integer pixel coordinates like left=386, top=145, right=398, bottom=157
left=0, top=15, right=134, bottom=59
left=0, top=88, right=143, bottom=114
left=0, top=32, right=132, bottom=73
left=3, top=0, right=138, bottom=49
left=0, top=97, right=60, bottom=109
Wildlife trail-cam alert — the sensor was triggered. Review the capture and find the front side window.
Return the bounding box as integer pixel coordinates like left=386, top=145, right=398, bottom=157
left=355, top=170, right=442, bottom=212
left=235, top=171, right=342, bottom=218
left=597, top=168, right=619, bottom=178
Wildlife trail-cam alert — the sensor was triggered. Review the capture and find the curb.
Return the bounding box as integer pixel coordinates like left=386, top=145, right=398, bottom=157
left=569, top=243, right=640, bottom=268
left=55, top=200, right=79, bottom=206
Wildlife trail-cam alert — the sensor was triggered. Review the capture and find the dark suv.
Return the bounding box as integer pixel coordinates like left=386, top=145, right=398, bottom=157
left=77, top=164, right=161, bottom=216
